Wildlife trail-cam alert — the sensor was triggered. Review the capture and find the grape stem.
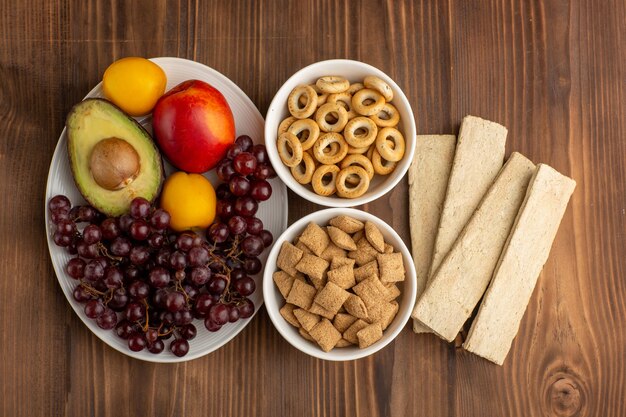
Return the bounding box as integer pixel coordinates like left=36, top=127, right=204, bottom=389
left=140, top=299, right=150, bottom=332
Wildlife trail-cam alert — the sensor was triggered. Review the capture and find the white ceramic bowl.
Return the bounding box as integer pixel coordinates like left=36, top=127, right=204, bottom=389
left=265, top=59, right=417, bottom=207
left=263, top=208, right=417, bottom=361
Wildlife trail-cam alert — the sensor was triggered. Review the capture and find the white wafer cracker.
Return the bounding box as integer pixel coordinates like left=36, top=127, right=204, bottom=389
left=463, top=164, right=575, bottom=365
left=428, top=116, right=507, bottom=279
left=412, top=152, right=536, bottom=341
left=408, top=134, right=456, bottom=333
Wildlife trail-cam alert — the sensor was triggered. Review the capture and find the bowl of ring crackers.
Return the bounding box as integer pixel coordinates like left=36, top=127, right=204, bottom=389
left=263, top=208, right=417, bottom=360
left=265, top=59, right=417, bottom=207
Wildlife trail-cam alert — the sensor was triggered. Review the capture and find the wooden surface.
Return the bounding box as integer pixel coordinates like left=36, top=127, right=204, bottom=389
left=1, top=0, right=624, bottom=416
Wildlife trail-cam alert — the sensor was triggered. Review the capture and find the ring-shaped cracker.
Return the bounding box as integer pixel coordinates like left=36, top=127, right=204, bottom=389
left=372, top=148, right=397, bottom=175
left=311, top=164, right=340, bottom=196
left=375, top=127, right=405, bottom=162
left=287, top=118, right=320, bottom=151
left=277, top=131, right=303, bottom=167
left=340, top=154, right=375, bottom=185
left=290, top=151, right=316, bottom=184
left=316, top=76, right=350, bottom=94
left=347, top=144, right=370, bottom=155
left=309, top=84, right=329, bottom=107
left=328, top=92, right=357, bottom=119
left=336, top=166, right=370, bottom=199
left=347, top=82, right=365, bottom=95
left=369, top=103, right=400, bottom=127
left=312, top=132, right=348, bottom=165
left=315, top=102, right=348, bottom=133
left=343, top=116, right=379, bottom=148
left=288, top=85, right=318, bottom=119
left=352, top=88, right=386, bottom=116
left=278, top=116, right=297, bottom=135
left=363, top=75, right=394, bottom=101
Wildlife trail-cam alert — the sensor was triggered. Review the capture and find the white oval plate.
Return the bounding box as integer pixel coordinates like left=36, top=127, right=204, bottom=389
left=45, top=57, right=288, bottom=362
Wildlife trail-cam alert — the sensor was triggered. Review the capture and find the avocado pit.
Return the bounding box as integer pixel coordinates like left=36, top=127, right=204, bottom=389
left=89, top=137, right=140, bottom=190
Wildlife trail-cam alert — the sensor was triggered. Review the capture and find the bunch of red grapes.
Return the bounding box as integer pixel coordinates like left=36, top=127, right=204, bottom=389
left=48, top=136, right=275, bottom=357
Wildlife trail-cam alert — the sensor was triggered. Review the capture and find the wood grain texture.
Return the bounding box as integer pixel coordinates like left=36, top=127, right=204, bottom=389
left=0, top=0, right=624, bottom=416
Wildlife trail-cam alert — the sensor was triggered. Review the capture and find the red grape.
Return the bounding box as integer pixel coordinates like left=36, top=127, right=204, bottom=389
left=96, top=308, right=118, bottom=329
left=234, top=197, right=258, bottom=217
left=85, top=299, right=105, bottom=319
left=179, top=324, right=197, bottom=340
left=110, top=237, right=131, bottom=257
left=233, top=152, right=257, bottom=175
left=84, top=260, right=105, bottom=281
left=148, top=339, right=165, bottom=354
left=56, top=219, right=76, bottom=236
left=49, top=195, right=71, bottom=213
left=103, top=266, right=123, bottom=288
left=129, top=280, right=151, bottom=299
left=125, top=302, right=145, bottom=322
left=234, top=276, right=256, bottom=296
left=241, top=235, right=264, bottom=256
left=250, top=180, right=272, bottom=201
left=226, top=144, right=243, bottom=159
left=170, top=339, right=189, bottom=357
left=228, top=215, right=247, bottom=235
left=216, top=159, right=236, bottom=182
left=251, top=144, right=268, bottom=164
left=228, top=305, right=241, bottom=323
left=194, top=293, right=215, bottom=316
left=100, top=218, right=120, bottom=240
left=67, top=255, right=86, bottom=280
left=208, top=304, right=229, bottom=325
left=149, top=267, right=171, bottom=288
left=238, top=298, right=255, bottom=318
left=188, top=246, right=209, bottom=267
left=53, top=232, right=72, bottom=247
left=130, top=197, right=151, bottom=219
left=229, top=175, right=250, bottom=196
left=208, top=223, right=229, bottom=243
left=207, top=275, right=227, bottom=295
left=259, top=230, right=274, bottom=247
left=245, top=217, right=263, bottom=235
left=128, top=333, right=147, bottom=351
left=165, top=291, right=186, bottom=312
left=235, top=135, right=254, bottom=151
left=130, top=219, right=150, bottom=240
left=73, top=285, right=92, bottom=302
left=149, top=209, right=170, bottom=230
left=115, top=320, right=135, bottom=339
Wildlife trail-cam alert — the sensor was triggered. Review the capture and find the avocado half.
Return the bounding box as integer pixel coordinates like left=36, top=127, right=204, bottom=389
left=66, top=98, right=164, bottom=217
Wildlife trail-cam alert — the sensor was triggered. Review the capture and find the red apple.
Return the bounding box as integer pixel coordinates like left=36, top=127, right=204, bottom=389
left=152, top=80, right=235, bottom=173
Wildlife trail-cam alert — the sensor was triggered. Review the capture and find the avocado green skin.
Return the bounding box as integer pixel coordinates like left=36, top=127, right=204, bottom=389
left=66, top=98, right=164, bottom=217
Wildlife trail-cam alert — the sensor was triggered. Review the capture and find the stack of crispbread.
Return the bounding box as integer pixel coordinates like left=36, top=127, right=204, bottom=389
left=409, top=115, right=575, bottom=365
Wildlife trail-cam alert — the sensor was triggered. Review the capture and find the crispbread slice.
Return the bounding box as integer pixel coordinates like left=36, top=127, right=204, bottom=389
left=463, top=164, right=575, bottom=365
left=327, top=226, right=358, bottom=251
left=280, top=303, right=300, bottom=327
left=364, top=221, right=385, bottom=253
left=309, top=318, right=342, bottom=352
left=343, top=319, right=369, bottom=344
left=273, top=271, right=295, bottom=299
left=276, top=242, right=304, bottom=277
left=429, top=116, right=506, bottom=279
left=408, top=134, right=456, bottom=333
left=299, top=222, right=330, bottom=256
left=412, top=152, right=535, bottom=341
left=329, top=215, right=364, bottom=234
left=333, top=313, right=358, bottom=333
left=293, top=308, right=321, bottom=331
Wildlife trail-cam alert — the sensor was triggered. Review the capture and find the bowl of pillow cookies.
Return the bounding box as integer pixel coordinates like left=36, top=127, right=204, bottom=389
left=263, top=208, right=417, bottom=361
left=265, top=59, right=416, bottom=207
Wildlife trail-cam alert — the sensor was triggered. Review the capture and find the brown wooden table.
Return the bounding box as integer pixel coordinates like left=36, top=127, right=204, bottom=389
left=1, top=1, right=625, bottom=416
